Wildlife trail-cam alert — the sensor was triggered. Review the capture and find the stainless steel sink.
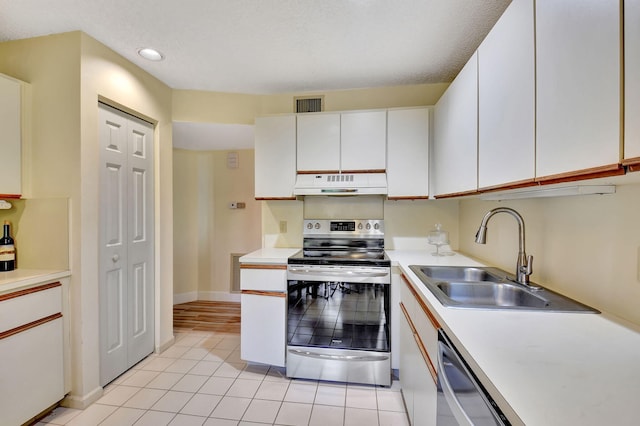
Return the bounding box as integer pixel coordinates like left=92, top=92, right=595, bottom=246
left=417, top=266, right=504, bottom=283
left=436, top=281, right=549, bottom=308
left=409, top=265, right=598, bottom=313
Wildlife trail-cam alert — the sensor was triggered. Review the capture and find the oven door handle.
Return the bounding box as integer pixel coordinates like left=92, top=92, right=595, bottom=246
left=288, top=348, right=389, bottom=362
left=438, top=341, right=474, bottom=426
left=288, top=267, right=388, bottom=278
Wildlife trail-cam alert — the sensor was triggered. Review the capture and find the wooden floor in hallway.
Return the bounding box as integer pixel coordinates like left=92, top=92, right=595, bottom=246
left=173, top=300, right=241, bottom=334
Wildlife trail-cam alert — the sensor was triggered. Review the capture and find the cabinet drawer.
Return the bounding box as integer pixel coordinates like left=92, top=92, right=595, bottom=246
left=240, top=265, right=287, bottom=292
left=0, top=317, right=64, bottom=425
left=0, top=282, right=62, bottom=333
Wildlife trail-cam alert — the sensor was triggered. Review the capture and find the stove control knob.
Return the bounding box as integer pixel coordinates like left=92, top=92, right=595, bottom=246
left=314, top=222, right=321, bottom=229
left=366, top=223, right=371, bottom=230
left=358, top=223, right=363, bottom=230
left=306, top=223, right=313, bottom=230
left=374, top=223, right=380, bottom=230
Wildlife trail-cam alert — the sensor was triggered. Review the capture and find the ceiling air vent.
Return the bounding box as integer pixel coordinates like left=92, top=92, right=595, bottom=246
left=295, top=96, right=323, bottom=113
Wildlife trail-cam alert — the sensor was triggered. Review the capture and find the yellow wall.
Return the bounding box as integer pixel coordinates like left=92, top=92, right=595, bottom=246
left=173, top=149, right=200, bottom=298
left=211, top=149, right=262, bottom=294
left=173, top=148, right=261, bottom=300
left=172, top=84, right=448, bottom=124
left=0, top=31, right=175, bottom=408
left=458, top=175, right=640, bottom=326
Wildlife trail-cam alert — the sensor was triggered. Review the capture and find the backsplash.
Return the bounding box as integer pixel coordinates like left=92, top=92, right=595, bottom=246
left=262, top=196, right=459, bottom=251
left=0, top=198, right=69, bottom=270
left=458, top=179, right=640, bottom=326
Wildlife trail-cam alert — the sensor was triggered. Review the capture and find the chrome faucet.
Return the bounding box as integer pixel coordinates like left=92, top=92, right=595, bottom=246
left=475, top=207, right=538, bottom=288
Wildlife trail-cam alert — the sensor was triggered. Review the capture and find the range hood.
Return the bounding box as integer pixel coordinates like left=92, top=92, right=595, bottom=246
left=293, top=173, right=388, bottom=196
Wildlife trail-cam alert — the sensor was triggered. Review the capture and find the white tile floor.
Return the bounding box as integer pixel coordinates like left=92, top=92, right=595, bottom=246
left=36, top=331, right=409, bottom=426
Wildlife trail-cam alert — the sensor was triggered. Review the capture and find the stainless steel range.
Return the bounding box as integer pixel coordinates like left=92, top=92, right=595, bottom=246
left=286, top=219, right=391, bottom=386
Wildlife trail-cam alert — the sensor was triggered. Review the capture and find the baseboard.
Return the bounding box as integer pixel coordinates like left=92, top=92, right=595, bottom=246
left=157, top=335, right=175, bottom=354
left=198, top=291, right=241, bottom=303
left=173, top=291, right=198, bottom=305
left=60, top=386, right=103, bottom=409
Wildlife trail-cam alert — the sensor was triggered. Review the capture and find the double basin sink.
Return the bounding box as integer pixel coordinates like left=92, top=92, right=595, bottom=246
left=409, top=265, right=598, bottom=313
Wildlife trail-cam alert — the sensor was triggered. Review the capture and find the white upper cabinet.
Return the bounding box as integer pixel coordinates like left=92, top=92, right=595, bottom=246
left=535, top=0, right=621, bottom=179
left=433, top=52, right=478, bottom=197
left=387, top=108, right=430, bottom=198
left=254, top=115, right=297, bottom=199
left=296, top=113, right=341, bottom=172
left=340, top=110, right=386, bottom=171
left=0, top=73, right=23, bottom=197
left=296, top=110, right=386, bottom=173
left=624, top=0, right=640, bottom=166
left=478, top=0, right=535, bottom=190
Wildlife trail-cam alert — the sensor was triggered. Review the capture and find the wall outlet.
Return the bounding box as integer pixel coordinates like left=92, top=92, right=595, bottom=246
left=280, top=221, right=287, bottom=233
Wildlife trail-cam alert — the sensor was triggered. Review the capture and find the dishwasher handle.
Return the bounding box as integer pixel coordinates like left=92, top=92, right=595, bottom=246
left=438, top=341, right=474, bottom=426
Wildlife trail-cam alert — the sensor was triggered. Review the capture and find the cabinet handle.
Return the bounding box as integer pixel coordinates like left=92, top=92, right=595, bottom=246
left=112, top=254, right=120, bottom=262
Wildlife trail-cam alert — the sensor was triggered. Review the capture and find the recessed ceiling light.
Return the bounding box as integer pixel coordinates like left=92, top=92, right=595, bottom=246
left=137, top=47, right=164, bottom=61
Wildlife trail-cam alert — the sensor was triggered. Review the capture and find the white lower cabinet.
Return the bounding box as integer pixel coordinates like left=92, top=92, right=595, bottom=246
left=240, top=265, right=287, bottom=367
left=399, top=307, right=417, bottom=421
left=400, top=274, right=438, bottom=425
left=0, top=281, right=66, bottom=425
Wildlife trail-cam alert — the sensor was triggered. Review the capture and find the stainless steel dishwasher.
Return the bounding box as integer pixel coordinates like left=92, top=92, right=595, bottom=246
left=437, top=330, right=510, bottom=425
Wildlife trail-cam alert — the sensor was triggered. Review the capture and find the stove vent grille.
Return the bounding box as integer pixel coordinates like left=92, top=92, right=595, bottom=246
left=327, top=174, right=355, bottom=182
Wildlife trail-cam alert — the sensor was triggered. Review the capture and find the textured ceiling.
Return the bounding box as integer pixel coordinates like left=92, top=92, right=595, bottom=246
left=0, top=0, right=510, bottom=150
left=0, top=0, right=510, bottom=94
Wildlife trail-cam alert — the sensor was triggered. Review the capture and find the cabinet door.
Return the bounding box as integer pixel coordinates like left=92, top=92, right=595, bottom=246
left=536, top=0, right=621, bottom=179
left=412, top=346, right=438, bottom=426
left=254, top=115, right=296, bottom=199
left=478, top=0, right=535, bottom=189
left=0, top=73, right=22, bottom=197
left=340, top=110, right=387, bottom=171
left=0, top=283, right=65, bottom=425
left=625, top=0, right=640, bottom=165
left=433, top=53, right=478, bottom=197
left=296, top=113, right=340, bottom=172
left=0, top=318, right=64, bottom=426
left=399, top=304, right=416, bottom=424
left=387, top=108, right=430, bottom=198
left=240, top=292, right=286, bottom=366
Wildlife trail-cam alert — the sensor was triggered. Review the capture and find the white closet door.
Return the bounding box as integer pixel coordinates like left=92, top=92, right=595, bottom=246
left=125, top=115, right=155, bottom=367
left=99, top=103, right=154, bottom=385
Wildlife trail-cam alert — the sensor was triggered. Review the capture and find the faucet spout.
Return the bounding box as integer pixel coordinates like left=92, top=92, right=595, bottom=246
left=474, top=207, right=536, bottom=287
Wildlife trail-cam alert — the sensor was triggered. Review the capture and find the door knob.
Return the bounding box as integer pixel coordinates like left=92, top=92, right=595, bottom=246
left=112, top=254, right=120, bottom=262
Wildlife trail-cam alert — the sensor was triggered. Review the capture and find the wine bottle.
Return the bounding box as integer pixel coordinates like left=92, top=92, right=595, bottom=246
left=0, top=220, right=16, bottom=271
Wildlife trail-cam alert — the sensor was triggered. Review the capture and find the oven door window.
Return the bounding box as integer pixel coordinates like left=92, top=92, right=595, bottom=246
left=287, top=281, right=390, bottom=352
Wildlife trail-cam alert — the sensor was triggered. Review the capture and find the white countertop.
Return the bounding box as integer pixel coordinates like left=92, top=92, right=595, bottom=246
left=0, top=269, right=71, bottom=295
left=389, top=250, right=640, bottom=426
left=239, top=248, right=301, bottom=264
